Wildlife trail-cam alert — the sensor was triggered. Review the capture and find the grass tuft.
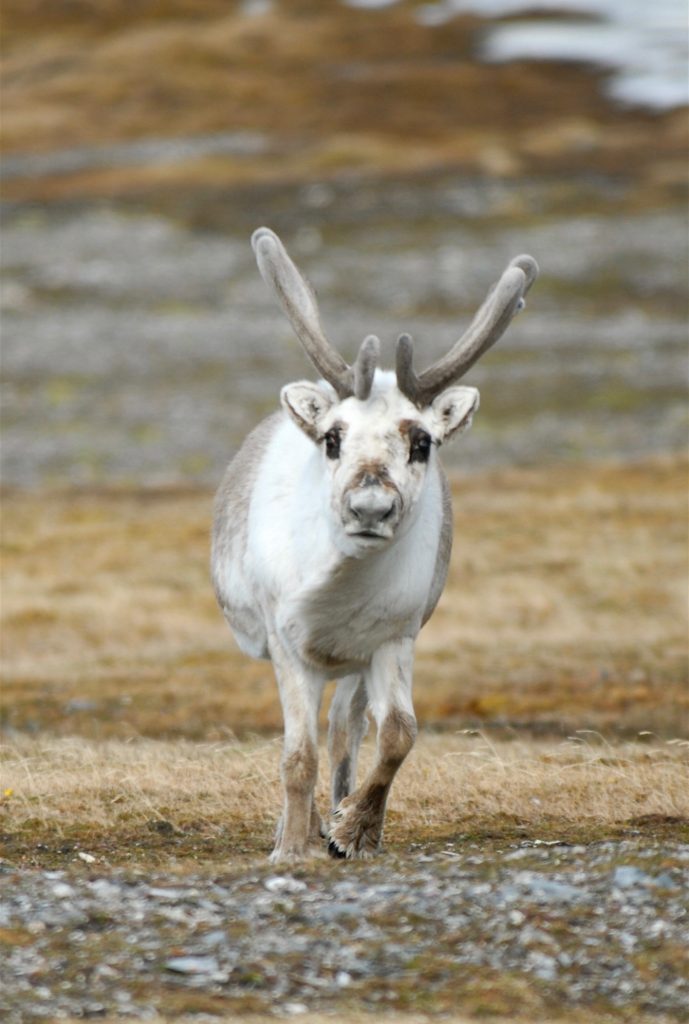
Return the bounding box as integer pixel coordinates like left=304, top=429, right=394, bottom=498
left=2, top=731, right=687, bottom=868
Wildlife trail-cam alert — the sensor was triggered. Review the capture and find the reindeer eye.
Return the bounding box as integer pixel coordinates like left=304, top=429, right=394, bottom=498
left=324, top=427, right=341, bottom=460
left=409, top=427, right=432, bottom=464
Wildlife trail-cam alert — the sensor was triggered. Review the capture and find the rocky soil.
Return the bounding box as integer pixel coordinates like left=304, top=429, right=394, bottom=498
left=2, top=839, right=688, bottom=1021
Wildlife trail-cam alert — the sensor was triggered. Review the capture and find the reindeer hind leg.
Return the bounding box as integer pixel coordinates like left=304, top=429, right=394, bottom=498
left=328, top=674, right=368, bottom=811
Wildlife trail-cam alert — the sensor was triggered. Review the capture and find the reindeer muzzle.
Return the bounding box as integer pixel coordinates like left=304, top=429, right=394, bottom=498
left=343, top=480, right=402, bottom=539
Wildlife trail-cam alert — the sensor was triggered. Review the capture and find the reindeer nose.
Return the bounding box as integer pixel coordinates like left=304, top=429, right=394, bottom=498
left=346, top=487, right=401, bottom=534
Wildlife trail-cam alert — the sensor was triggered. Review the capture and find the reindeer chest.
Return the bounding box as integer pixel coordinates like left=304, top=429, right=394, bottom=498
left=280, top=548, right=432, bottom=674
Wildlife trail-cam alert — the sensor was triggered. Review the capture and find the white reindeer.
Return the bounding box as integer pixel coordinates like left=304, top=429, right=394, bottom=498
left=212, top=228, right=537, bottom=861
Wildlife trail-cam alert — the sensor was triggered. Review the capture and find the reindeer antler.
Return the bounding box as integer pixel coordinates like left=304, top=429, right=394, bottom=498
left=395, top=254, right=538, bottom=408
left=252, top=227, right=379, bottom=402
left=253, top=228, right=537, bottom=408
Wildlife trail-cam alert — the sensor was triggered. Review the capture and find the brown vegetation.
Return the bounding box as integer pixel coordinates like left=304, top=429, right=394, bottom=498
left=2, top=456, right=687, bottom=743
left=2, top=730, right=688, bottom=869
left=1, top=458, right=687, bottom=1024
left=2, top=456, right=687, bottom=867
left=1, top=0, right=686, bottom=203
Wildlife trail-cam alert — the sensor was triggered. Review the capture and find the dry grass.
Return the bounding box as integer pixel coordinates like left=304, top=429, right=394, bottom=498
left=1, top=459, right=687, bottom=1013
left=1, top=0, right=686, bottom=202
left=2, top=457, right=687, bottom=742
left=2, top=730, right=688, bottom=866
left=415, top=457, right=689, bottom=733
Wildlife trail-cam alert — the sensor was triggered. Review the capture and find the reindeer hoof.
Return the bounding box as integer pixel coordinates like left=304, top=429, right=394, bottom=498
left=328, top=801, right=383, bottom=860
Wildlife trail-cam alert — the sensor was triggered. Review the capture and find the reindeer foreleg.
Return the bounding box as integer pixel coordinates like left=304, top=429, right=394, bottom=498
left=328, top=638, right=416, bottom=859
left=270, top=636, right=326, bottom=862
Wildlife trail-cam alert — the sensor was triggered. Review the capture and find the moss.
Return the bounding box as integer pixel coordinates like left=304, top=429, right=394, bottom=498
left=1, top=818, right=271, bottom=871
left=4, top=812, right=687, bottom=872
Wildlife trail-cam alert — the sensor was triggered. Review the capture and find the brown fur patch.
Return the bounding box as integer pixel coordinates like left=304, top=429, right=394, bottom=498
left=397, top=418, right=419, bottom=441
left=379, top=707, right=418, bottom=769
left=303, top=642, right=357, bottom=672
left=351, top=782, right=388, bottom=819
left=282, top=742, right=318, bottom=792
left=349, top=461, right=396, bottom=491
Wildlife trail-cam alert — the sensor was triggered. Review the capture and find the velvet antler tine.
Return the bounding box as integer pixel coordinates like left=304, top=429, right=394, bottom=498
left=252, top=227, right=353, bottom=399
left=411, top=255, right=539, bottom=406
left=510, top=254, right=539, bottom=294
left=353, top=335, right=380, bottom=401
left=395, top=333, right=421, bottom=406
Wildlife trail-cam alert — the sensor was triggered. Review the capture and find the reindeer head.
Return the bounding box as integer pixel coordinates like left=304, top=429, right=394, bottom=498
left=252, top=228, right=537, bottom=553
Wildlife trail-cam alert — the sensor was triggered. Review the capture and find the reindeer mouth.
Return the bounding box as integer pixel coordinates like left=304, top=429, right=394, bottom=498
left=349, top=528, right=390, bottom=543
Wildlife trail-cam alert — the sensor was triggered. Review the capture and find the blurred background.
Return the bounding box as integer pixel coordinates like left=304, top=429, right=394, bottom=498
left=1, top=0, right=687, bottom=487
left=2, top=17, right=688, bottom=1020
left=1, top=0, right=687, bottom=742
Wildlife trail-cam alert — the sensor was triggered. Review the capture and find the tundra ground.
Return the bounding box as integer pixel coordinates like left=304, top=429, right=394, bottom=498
left=1, top=458, right=687, bottom=1022
left=2, top=730, right=688, bottom=869
left=2, top=456, right=686, bottom=746
left=1, top=456, right=687, bottom=859
left=2, top=0, right=685, bottom=204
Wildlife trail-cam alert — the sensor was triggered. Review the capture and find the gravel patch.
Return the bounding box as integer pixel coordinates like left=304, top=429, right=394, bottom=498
left=1, top=839, right=687, bottom=1020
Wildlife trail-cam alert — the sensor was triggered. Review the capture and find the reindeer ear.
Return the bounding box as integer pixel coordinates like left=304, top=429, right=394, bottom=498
left=431, top=386, right=480, bottom=443
left=281, top=382, right=336, bottom=441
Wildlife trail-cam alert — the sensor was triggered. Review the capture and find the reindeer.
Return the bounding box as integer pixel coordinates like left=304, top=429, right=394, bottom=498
left=212, top=228, right=537, bottom=862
